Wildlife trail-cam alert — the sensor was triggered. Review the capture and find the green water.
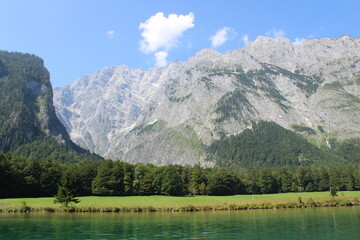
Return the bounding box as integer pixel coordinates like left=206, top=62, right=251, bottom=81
left=0, top=207, right=359, bottom=239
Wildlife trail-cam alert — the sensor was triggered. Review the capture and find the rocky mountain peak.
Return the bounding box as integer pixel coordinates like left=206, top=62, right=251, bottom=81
left=194, top=48, right=222, bottom=58
left=54, top=36, right=360, bottom=165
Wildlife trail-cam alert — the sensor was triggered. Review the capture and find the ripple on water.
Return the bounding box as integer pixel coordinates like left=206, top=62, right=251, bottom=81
left=0, top=208, right=359, bottom=239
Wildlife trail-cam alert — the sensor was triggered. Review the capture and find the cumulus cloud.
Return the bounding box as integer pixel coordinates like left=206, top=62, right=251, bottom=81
left=139, top=12, right=195, bottom=54
left=210, top=27, right=237, bottom=48
left=242, top=34, right=249, bottom=45
left=266, top=27, right=285, bottom=38
left=155, top=51, right=168, bottom=67
left=293, top=37, right=304, bottom=46
left=107, top=30, right=115, bottom=37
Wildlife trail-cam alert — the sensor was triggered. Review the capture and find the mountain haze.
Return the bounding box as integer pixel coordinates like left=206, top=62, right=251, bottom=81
left=54, top=36, right=360, bottom=165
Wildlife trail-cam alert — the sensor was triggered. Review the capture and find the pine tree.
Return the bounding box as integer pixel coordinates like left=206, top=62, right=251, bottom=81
left=54, top=169, right=80, bottom=207
left=54, top=185, right=80, bottom=207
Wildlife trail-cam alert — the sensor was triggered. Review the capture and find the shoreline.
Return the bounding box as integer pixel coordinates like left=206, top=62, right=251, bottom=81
left=1, top=196, right=359, bottom=213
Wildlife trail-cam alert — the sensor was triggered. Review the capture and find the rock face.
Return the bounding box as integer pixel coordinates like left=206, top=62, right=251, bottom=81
left=0, top=50, right=102, bottom=162
left=0, top=51, right=72, bottom=150
left=54, top=36, right=360, bottom=165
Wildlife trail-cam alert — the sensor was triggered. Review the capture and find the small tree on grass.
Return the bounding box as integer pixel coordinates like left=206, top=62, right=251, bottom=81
left=330, top=187, right=338, bottom=197
left=54, top=169, right=80, bottom=207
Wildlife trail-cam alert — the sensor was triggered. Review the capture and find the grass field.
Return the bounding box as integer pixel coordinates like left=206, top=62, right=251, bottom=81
left=1, top=191, right=360, bottom=211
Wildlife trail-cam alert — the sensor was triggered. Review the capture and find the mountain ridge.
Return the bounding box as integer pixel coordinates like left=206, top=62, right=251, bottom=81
left=54, top=35, right=360, bottom=165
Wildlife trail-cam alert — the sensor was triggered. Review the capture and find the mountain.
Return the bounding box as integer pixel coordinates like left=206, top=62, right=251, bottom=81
left=53, top=36, right=360, bottom=166
left=0, top=51, right=102, bottom=162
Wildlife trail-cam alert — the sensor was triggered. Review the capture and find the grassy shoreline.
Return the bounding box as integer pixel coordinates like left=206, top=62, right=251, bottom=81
left=1, top=191, right=360, bottom=213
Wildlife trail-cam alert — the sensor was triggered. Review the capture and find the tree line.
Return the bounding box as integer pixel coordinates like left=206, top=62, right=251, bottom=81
left=1, top=153, right=360, bottom=199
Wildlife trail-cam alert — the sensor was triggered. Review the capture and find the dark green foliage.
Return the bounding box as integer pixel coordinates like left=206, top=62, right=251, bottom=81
left=0, top=60, right=7, bottom=78
left=207, top=168, right=236, bottom=195
left=248, top=65, right=321, bottom=104
left=0, top=51, right=53, bottom=152
left=275, top=167, right=293, bottom=193
left=317, top=126, right=325, bottom=133
left=75, top=162, right=98, bottom=196
left=161, top=165, right=185, bottom=196
left=232, top=71, right=257, bottom=88
left=330, top=187, right=338, bottom=197
left=189, top=166, right=207, bottom=195
left=317, top=167, right=330, bottom=191
left=215, top=90, right=254, bottom=122
left=264, top=88, right=290, bottom=111
left=330, top=139, right=360, bottom=163
left=123, top=162, right=134, bottom=195
left=293, top=166, right=313, bottom=192
left=291, top=124, right=316, bottom=135
left=210, top=64, right=323, bottom=124
left=275, top=67, right=322, bottom=96
left=0, top=154, right=20, bottom=197
left=207, top=121, right=337, bottom=167
left=0, top=50, right=102, bottom=163
left=322, top=81, right=343, bottom=91
left=92, top=160, right=124, bottom=196
left=251, top=64, right=322, bottom=96
left=258, top=168, right=277, bottom=194
left=139, top=170, right=155, bottom=195
left=0, top=154, right=63, bottom=198
left=2, top=153, right=360, bottom=198
left=133, top=163, right=154, bottom=195
left=13, top=137, right=101, bottom=163
left=54, top=169, right=80, bottom=207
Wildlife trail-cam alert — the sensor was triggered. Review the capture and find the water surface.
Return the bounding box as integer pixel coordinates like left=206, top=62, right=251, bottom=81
left=0, top=207, right=359, bottom=239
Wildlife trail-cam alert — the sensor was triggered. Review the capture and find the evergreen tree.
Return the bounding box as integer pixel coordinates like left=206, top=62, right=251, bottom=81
left=133, top=164, right=148, bottom=195
left=208, top=167, right=235, bottom=195
left=258, top=168, right=277, bottom=194
left=139, top=171, right=155, bottom=195
left=189, top=168, right=206, bottom=195
left=92, top=161, right=113, bottom=195
left=318, top=166, right=330, bottom=191
left=293, top=166, right=311, bottom=192
left=123, top=162, right=134, bottom=195
left=277, top=167, right=293, bottom=193
left=161, top=165, right=184, bottom=196
left=54, top=169, right=80, bottom=207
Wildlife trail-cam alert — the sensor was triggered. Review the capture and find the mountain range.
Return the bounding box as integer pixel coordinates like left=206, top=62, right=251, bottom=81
left=53, top=35, right=360, bottom=166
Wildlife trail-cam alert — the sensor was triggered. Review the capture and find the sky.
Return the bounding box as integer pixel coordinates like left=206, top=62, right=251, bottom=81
left=1, top=0, right=359, bottom=87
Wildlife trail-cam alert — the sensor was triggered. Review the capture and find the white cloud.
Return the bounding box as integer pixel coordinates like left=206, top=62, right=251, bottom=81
left=139, top=12, right=195, bottom=54
left=155, top=51, right=168, bottom=67
left=293, top=37, right=304, bottom=46
left=107, top=30, right=115, bottom=37
left=242, top=34, right=249, bottom=45
left=266, top=27, right=285, bottom=38
left=210, top=27, right=236, bottom=48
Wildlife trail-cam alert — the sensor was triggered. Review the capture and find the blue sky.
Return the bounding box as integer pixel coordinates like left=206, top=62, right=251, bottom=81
left=1, top=0, right=359, bottom=87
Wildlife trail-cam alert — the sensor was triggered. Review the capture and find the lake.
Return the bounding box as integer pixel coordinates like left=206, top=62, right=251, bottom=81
left=0, top=207, right=359, bottom=239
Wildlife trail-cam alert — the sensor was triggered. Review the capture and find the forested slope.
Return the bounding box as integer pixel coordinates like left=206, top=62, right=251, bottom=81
left=0, top=51, right=101, bottom=162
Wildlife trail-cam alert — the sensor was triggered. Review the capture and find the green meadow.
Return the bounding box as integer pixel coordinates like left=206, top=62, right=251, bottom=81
left=1, top=191, right=360, bottom=212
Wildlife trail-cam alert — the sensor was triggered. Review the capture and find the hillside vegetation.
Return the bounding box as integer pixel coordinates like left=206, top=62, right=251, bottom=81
left=207, top=121, right=351, bottom=167
left=0, top=51, right=101, bottom=162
